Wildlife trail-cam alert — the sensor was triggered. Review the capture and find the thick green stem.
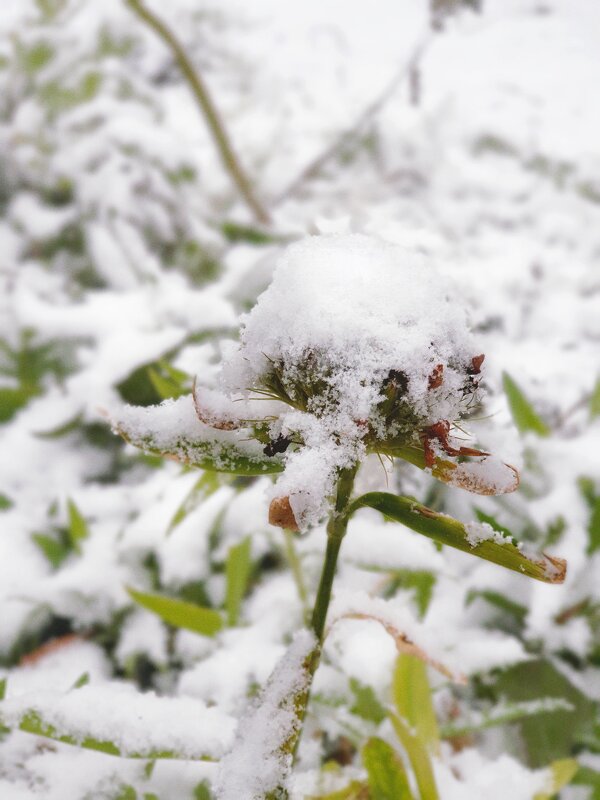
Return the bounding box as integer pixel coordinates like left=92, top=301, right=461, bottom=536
left=311, top=465, right=358, bottom=642
left=288, top=466, right=358, bottom=768
left=124, top=0, right=271, bottom=226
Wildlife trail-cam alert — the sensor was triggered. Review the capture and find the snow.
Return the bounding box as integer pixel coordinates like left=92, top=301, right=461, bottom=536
left=1, top=0, right=599, bottom=797
left=1, top=683, right=236, bottom=760
left=214, top=629, right=316, bottom=800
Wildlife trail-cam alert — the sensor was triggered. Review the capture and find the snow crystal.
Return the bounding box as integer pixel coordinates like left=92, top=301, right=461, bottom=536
left=214, top=629, right=316, bottom=800
left=464, top=520, right=511, bottom=548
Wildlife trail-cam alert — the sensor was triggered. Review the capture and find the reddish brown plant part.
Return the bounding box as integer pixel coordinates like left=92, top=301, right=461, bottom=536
left=468, top=353, right=485, bottom=376
left=428, top=363, right=444, bottom=390
left=421, top=419, right=489, bottom=469
left=192, top=378, right=239, bottom=431
left=19, top=634, right=82, bottom=667
left=269, top=495, right=299, bottom=531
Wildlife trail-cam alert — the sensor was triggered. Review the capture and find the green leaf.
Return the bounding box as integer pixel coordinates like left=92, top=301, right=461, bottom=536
left=225, top=537, right=252, bottom=626
left=494, top=660, right=596, bottom=767
left=362, top=737, right=413, bottom=800
left=347, top=493, right=566, bottom=584
left=221, top=221, right=282, bottom=245
left=0, top=708, right=211, bottom=760
left=466, top=589, right=527, bottom=625
left=308, top=782, right=367, bottom=800
left=590, top=377, right=600, bottom=419
left=503, top=372, right=550, bottom=437
left=72, top=672, right=90, bottom=689
left=193, top=783, right=213, bottom=800
left=127, top=587, right=223, bottom=636
left=474, top=508, right=514, bottom=540
left=534, top=759, right=579, bottom=800
left=440, top=698, right=574, bottom=739
left=147, top=365, right=188, bottom=401
left=0, top=492, right=13, bottom=510
left=349, top=678, right=386, bottom=725
left=0, top=679, right=6, bottom=701
left=167, top=472, right=224, bottom=534
left=389, top=712, right=439, bottom=800
left=112, top=397, right=284, bottom=476
left=67, top=499, right=89, bottom=553
left=32, top=532, right=71, bottom=569
left=393, top=654, right=439, bottom=753
left=115, top=786, right=137, bottom=800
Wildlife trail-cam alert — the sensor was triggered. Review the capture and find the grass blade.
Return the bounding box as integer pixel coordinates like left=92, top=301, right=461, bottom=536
left=127, top=587, right=223, bottom=636
left=225, top=537, right=252, bottom=626
left=348, top=493, right=566, bottom=583
left=503, top=372, right=550, bottom=436
left=362, top=737, right=414, bottom=799
left=393, top=654, right=439, bottom=753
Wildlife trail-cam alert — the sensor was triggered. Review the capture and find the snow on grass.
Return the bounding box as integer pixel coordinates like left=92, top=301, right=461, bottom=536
left=0, top=683, right=236, bottom=760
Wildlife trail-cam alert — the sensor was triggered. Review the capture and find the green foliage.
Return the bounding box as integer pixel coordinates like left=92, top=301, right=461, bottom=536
left=348, top=493, right=565, bottom=583
left=32, top=531, right=72, bottom=568
left=393, top=654, right=439, bottom=753
left=0, top=493, right=13, bottom=510
left=349, top=678, right=386, bottom=725
left=502, top=372, right=550, bottom=437
left=127, top=587, right=224, bottom=636
left=579, top=477, right=600, bottom=554
left=225, top=537, right=252, bottom=626
left=362, top=737, right=413, bottom=799
left=167, top=472, right=225, bottom=533
left=494, top=660, right=596, bottom=767
left=66, top=499, right=89, bottom=553
left=590, top=377, right=600, bottom=419
left=534, top=759, right=579, bottom=800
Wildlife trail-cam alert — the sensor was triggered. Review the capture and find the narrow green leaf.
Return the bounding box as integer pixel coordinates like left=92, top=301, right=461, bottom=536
left=348, top=493, right=566, bottom=584
left=115, top=786, right=137, bottom=800
left=67, top=499, right=88, bottom=552
left=127, top=587, right=223, bottom=636
left=503, top=372, right=550, bottom=436
left=393, top=654, right=439, bottom=753
left=0, top=679, right=6, bottom=700
left=349, top=678, right=386, bottom=725
left=0, top=706, right=215, bottom=761
left=112, top=397, right=284, bottom=476
left=389, top=712, right=439, bottom=800
left=474, top=508, right=514, bottom=540
left=590, top=377, right=600, bottom=419
left=167, top=472, right=223, bottom=534
left=225, top=537, right=252, bottom=626
left=0, top=493, right=13, bottom=510
left=440, top=698, right=574, bottom=739
left=362, top=737, right=413, bottom=800
left=534, top=759, right=579, bottom=799
left=466, top=589, right=527, bottom=624
left=32, top=532, right=71, bottom=568
left=307, top=782, right=367, bottom=800
left=147, top=367, right=187, bottom=400
left=72, top=672, right=90, bottom=689
left=588, top=498, right=600, bottom=555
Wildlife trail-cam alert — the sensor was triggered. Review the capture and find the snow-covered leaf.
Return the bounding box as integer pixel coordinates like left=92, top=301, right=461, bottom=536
left=348, top=493, right=566, bottom=583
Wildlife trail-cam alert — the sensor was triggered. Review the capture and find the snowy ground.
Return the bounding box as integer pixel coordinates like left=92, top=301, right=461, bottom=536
left=1, top=0, right=599, bottom=798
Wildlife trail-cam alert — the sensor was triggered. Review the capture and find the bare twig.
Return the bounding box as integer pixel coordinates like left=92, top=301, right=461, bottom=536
left=273, top=34, right=433, bottom=206
left=124, top=0, right=271, bottom=225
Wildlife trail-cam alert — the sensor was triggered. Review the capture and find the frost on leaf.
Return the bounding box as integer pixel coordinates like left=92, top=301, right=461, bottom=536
left=214, top=629, right=317, bottom=800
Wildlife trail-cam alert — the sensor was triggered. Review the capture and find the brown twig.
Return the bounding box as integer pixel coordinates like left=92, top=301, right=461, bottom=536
left=124, top=0, right=271, bottom=226
left=273, top=34, right=434, bottom=206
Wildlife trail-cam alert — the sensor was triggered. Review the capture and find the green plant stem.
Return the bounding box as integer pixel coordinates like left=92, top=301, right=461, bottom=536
left=311, top=465, right=358, bottom=642
left=124, top=0, right=271, bottom=226
left=290, top=465, right=358, bottom=766
left=283, top=528, right=308, bottom=615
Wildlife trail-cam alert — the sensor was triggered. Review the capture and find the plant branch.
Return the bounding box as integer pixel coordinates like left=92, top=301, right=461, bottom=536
left=283, top=528, right=309, bottom=615
left=124, top=0, right=271, bottom=225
